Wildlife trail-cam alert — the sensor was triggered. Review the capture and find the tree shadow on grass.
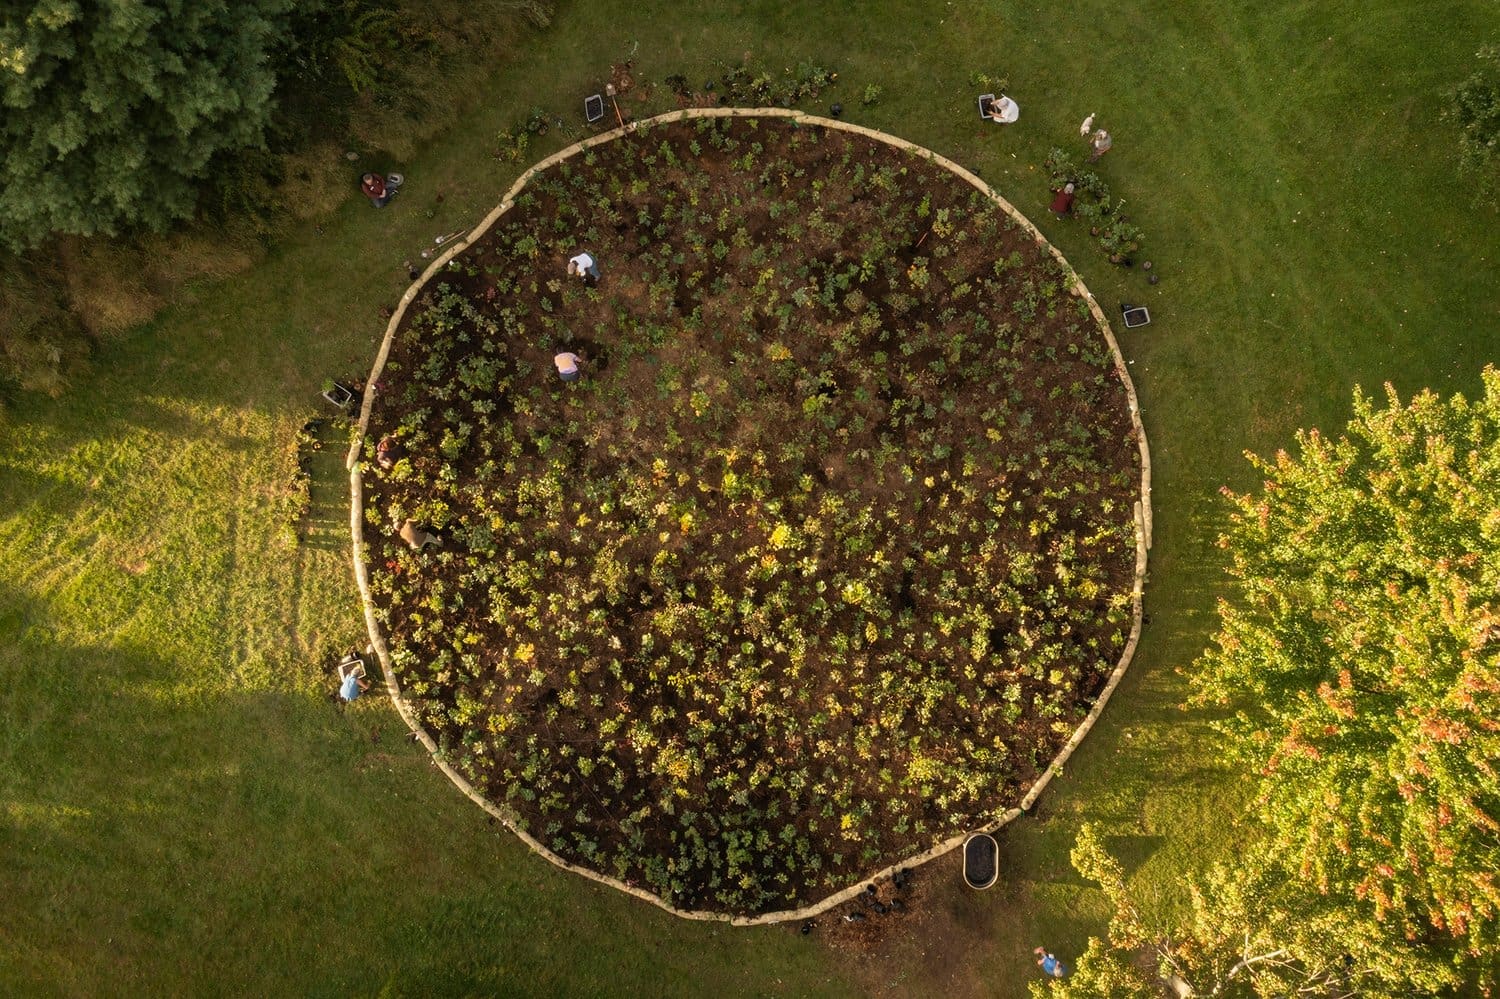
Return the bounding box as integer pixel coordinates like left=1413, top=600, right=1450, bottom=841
left=0, top=461, right=87, bottom=527
left=0, top=587, right=381, bottom=990
left=0, top=583, right=852, bottom=997
left=300, top=417, right=354, bottom=553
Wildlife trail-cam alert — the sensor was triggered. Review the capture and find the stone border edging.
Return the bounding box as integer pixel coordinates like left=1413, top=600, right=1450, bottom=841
left=345, top=108, right=1153, bottom=926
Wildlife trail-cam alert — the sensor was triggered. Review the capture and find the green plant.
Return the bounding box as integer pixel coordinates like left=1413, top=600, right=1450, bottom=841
left=495, top=107, right=552, bottom=161
left=716, top=60, right=838, bottom=107
left=290, top=0, right=400, bottom=95
left=1444, top=44, right=1500, bottom=208
left=1189, top=370, right=1500, bottom=987
left=1098, top=216, right=1143, bottom=259
left=1075, top=170, right=1110, bottom=202
left=364, top=115, right=1140, bottom=914
left=0, top=0, right=302, bottom=249
left=495, top=128, right=531, bottom=162
left=1044, top=147, right=1078, bottom=188
left=968, top=70, right=1011, bottom=94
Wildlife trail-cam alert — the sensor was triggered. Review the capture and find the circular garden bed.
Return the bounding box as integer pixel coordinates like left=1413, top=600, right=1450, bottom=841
left=359, top=114, right=1143, bottom=915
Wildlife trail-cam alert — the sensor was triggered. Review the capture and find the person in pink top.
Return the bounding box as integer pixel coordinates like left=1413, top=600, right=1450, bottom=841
left=554, top=351, right=582, bottom=382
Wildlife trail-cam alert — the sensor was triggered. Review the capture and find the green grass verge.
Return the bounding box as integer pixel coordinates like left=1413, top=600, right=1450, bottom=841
left=1, top=0, right=1497, bottom=994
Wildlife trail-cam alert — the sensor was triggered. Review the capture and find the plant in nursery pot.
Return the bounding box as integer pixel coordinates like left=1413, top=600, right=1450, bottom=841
left=1044, top=147, right=1079, bottom=189
left=1075, top=171, right=1111, bottom=203
left=1076, top=198, right=1104, bottom=236
left=1099, top=217, right=1144, bottom=264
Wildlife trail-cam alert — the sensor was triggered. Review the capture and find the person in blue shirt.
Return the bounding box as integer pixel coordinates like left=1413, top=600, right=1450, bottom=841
left=1034, top=947, right=1068, bottom=978
left=339, top=668, right=371, bottom=702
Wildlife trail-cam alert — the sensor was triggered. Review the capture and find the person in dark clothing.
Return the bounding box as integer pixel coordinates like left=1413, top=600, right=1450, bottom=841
left=361, top=173, right=391, bottom=207
left=376, top=436, right=404, bottom=469
left=1050, top=182, right=1076, bottom=219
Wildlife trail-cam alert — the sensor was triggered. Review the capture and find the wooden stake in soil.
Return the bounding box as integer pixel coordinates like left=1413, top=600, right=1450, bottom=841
left=605, top=83, right=625, bottom=130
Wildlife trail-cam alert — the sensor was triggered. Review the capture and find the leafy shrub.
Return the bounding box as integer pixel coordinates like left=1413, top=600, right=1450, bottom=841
left=1045, top=148, right=1146, bottom=264
left=1444, top=44, right=1500, bottom=209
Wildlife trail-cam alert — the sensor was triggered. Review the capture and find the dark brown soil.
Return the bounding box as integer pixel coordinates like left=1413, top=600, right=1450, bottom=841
left=361, top=116, right=1140, bottom=914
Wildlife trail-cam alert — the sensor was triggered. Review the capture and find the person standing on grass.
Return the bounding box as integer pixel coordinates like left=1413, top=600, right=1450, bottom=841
left=1034, top=947, right=1068, bottom=978
left=567, top=251, right=600, bottom=286
left=361, top=172, right=390, bottom=207
left=554, top=351, right=583, bottom=382
left=1088, top=128, right=1112, bottom=162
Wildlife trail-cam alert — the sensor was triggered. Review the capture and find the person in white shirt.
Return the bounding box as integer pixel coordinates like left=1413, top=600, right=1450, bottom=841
left=554, top=352, right=582, bottom=382
left=984, top=95, right=1019, bottom=123
left=567, top=252, right=600, bottom=284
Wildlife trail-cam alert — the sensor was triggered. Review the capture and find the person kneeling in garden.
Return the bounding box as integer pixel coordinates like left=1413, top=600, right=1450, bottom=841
left=983, top=94, right=1020, bottom=123
left=1050, top=181, right=1076, bottom=219
left=566, top=251, right=600, bottom=286
left=375, top=435, right=404, bottom=469
left=554, top=351, right=583, bottom=382
left=338, top=663, right=371, bottom=702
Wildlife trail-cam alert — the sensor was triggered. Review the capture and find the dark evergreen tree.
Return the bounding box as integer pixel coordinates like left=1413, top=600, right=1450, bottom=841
left=0, top=0, right=300, bottom=249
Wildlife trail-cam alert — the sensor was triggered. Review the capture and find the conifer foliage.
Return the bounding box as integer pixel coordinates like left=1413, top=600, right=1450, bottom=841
left=0, top=0, right=297, bottom=249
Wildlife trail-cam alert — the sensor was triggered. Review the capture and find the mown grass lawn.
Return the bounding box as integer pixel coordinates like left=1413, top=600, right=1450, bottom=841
left=2, top=1, right=1496, bottom=995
